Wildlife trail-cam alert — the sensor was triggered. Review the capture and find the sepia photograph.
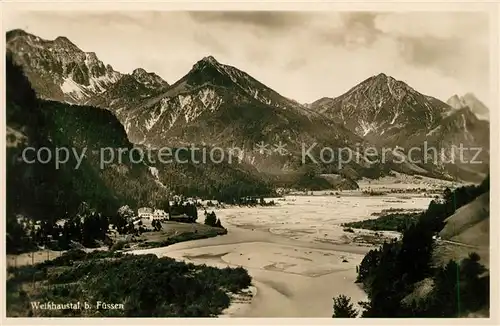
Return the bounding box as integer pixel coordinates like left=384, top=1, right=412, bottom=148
left=2, top=2, right=495, bottom=320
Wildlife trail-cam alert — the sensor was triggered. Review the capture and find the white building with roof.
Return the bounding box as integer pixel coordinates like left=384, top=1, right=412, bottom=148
left=153, top=209, right=168, bottom=219
left=138, top=207, right=153, bottom=219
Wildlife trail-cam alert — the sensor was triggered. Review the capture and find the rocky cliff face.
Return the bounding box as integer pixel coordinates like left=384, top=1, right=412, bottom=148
left=7, top=29, right=122, bottom=103
left=6, top=29, right=169, bottom=105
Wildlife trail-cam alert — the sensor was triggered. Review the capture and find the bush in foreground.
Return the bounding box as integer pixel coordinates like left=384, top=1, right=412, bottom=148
left=7, top=250, right=252, bottom=317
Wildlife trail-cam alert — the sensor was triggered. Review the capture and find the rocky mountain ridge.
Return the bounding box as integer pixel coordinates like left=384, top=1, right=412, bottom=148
left=6, top=29, right=169, bottom=104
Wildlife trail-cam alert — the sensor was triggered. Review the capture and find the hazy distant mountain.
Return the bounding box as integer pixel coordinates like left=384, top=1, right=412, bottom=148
left=446, top=94, right=463, bottom=110
left=420, top=106, right=490, bottom=181
left=447, top=93, right=489, bottom=121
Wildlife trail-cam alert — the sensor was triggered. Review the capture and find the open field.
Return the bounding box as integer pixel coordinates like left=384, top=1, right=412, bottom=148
left=118, top=221, right=227, bottom=250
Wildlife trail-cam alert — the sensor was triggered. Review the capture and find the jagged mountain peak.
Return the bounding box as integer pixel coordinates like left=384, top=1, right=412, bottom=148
left=132, top=68, right=148, bottom=75
left=330, top=73, right=416, bottom=107
left=462, top=93, right=488, bottom=109
left=201, top=55, right=219, bottom=65
left=446, top=92, right=489, bottom=120
left=6, top=28, right=30, bottom=40
left=332, top=73, right=421, bottom=109
left=372, top=72, right=399, bottom=82
left=309, top=73, right=412, bottom=113
left=86, top=52, right=99, bottom=60
left=157, top=55, right=316, bottom=119
left=7, top=30, right=82, bottom=53
left=191, top=55, right=222, bottom=70
left=447, top=94, right=464, bottom=109
left=362, top=72, right=407, bottom=89
left=8, top=30, right=81, bottom=52
left=131, top=67, right=169, bottom=88
left=7, top=31, right=122, bottom=103
left=54, top=36, right=78, bottom=47
left=374, top=72, right=388, bottom=79
left=310, top=72, right=451, bottom=141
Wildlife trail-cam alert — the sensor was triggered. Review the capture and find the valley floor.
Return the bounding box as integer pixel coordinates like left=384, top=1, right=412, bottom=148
left=132, top=223, right=369, bottom=317
left=131, top=192, right=433, bottom=317
left=7, top=188, right=440, bottom=317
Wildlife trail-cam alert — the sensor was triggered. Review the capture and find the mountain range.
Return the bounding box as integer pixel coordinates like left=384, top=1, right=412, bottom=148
left=6, top=29, right=490, bottom=183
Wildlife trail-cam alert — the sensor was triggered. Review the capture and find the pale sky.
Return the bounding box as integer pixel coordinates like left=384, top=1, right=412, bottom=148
left=4, top=11, right=491, bottom=106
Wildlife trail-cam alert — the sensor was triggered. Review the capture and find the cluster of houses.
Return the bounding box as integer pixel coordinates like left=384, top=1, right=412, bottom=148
left=135, top=206, right=197, bottom=223
left=137, top=207, right=168, bottom=220
left=124, top=208, right=169, bottom=228
left=131, top=197, right=221, bottom=226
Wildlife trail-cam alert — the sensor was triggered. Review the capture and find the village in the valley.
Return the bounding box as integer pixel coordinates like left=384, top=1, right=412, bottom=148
left=8, top=194, right=279, bottom=267
left=4, top=8, right=491, bottom=319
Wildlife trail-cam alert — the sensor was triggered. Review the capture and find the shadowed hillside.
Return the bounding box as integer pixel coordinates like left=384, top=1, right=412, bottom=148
left=346, top=176, right=490, bottom=318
